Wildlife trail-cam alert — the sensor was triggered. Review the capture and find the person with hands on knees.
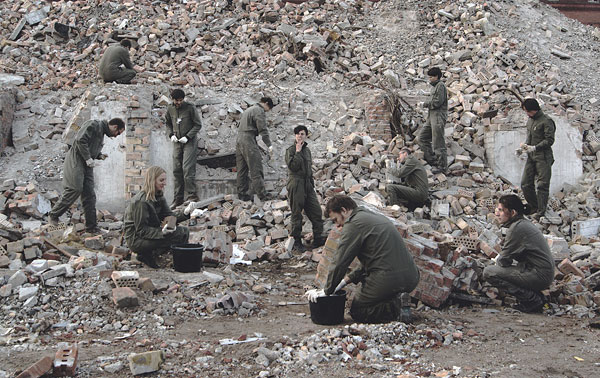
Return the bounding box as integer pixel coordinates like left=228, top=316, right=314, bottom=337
left=124, top=166, right=189, bottom=269
left=385, top=147, right=429, bottom=209
left=48, top=118, right=125, bottom=234
left=310, top=195, right=420, bottom=323
left=165, top=89, right=202, bottom=209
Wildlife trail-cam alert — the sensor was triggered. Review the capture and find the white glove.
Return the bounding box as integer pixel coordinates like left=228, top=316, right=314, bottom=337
left=98, top=153, right=108, bottom=160
left=85, top=158, right=95, bottom=168
left=524, top=144, right=536, bottom=153
left=162, top=224, right=175, bottom=235
left=179, top=136, right=188, bottom=144
left=184, top=201, right=200, bottom=215
left=334, top=278, right=348, bottom=293
left=304, top=289, right=325, bottom=303
left=170, top=135, right=179, bottom=143
left=491, top=254, right=500, bottom=264
left=268, top=145, right=274, bottom=159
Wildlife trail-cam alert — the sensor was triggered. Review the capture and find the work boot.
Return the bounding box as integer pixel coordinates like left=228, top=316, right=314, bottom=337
left=238, top=193, right=252, bottom=201
left=259, top=192, right=274, bottom=201
left=137, top=252, right=159, bottom=269
left=512, top=290, right=544, bottom=313
left=293, top=238, right=306, bottom=252
left=48, top=216, right=59, bottom=226
left=85, top=226, right=102, bottom=234
left=523, top=203, right=536, bottom=216
left=170, top=198, right=184, bottom=210
left=313, top=236, right=326, bottom=248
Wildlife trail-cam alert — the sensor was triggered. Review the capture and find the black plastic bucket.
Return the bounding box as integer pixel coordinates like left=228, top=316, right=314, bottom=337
left=171, top=244, right=204, bottom=273
left=309, top=290, right=346, bottom=325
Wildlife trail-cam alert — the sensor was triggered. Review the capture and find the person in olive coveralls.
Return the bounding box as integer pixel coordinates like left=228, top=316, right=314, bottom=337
left=285, top=125, right=326, bottom=252
left=124, top=166, right=189, bottom=268
left=165, top=89, right=203, bottom=208
left=48, top=118, right=125, bottom=233
left=417, top=67, right=448, bottom=173
left=98, top=39, right=137, bottom=84
left=518, top=98, right=556, bottom=219
left=323, top=195, right=420, bottom=323
left=483, top=194, right=554, bottom=313
left=385, top=147, right=429, bottom=209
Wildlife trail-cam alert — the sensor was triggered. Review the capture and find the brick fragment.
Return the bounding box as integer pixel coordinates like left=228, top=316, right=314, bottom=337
left=558, top=258, right=585, bottom=278
left=16, top=356, right=53, bottom=378
left=112, top=287, right=139, bottom=308
left=53, top=343, right=78, bottom=377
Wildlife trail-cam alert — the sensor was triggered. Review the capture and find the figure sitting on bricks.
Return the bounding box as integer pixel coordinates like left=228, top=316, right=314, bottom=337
left=518, top=98, right=556, bottom=220
left=285, top=125, right=326, bottom=252
left=48, top=118, right=125, bottom=233
left=385, top=147, right=429, bottom=210
left=417, top=67, right=448, bottom=173
left=236, top=97, right=274, bottom=202
left=165, top=89, right=203, bottom=209
left=124, top=166, right=190, bottom=269
left=307, top=195, right=420, bottom=323
left=483, top=194, right=554, bottom=313
left=98, top=39, right=137, bottom=84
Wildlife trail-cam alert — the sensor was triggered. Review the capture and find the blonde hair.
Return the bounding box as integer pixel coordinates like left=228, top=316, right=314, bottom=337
left=143, top=166, right=166, bottom=201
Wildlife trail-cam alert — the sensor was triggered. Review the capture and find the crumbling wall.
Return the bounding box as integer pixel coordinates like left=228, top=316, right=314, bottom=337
left=0, top=89, right=16, bottom=154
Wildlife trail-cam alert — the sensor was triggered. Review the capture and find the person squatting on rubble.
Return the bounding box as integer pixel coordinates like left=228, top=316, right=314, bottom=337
left=98, top=39, right=137, bottom=84
left=518, top=98, right=556, bottom=220
left=165, top=89, right=203, bottom=209
left=307, top=195, right=420, bottom=323
left=236, top=97, right=274, bottom=202
left=124, top=166, right=190, bottom=269
left=417, top=67, right=448, bottom=173
left=483, top=194, right=554, bottom=313
left=48, top=118, right=125, bottom=233
left=385, top=147, right=429, bottom=209
left=285, top=125, right=326, bottom=252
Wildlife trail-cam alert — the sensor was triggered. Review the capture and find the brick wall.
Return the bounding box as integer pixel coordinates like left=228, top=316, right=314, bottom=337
left=365, top=93, right=392, bottom=142
left=125, top=100, right=151, bottom=199
left=0, top=89, right=16, bottom=154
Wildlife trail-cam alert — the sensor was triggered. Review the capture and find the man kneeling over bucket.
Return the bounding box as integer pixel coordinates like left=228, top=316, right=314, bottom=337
left=307, top=195, right=420, bottom=323
left=124, top=166, right=189, bottom=268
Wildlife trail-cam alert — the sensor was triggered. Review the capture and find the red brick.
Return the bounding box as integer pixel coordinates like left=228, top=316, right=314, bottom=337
left=16, top=356, right=53, bottom=378
left=558, top=258, right=585, bottom=278
left=112, top=287, right=139, bottom=308
left=53, top=343, right=78, bottom=377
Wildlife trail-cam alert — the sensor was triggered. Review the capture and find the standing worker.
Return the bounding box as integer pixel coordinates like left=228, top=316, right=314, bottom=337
left=48, top=118, right=125, bottom=233
left=385, top=147, right=429, bottom=209
left=307, top=195, right=420, bottom=323
left=236, top=97, right=274, bottom=201
left=98, top=39, right=137, bottom=84
left=124, top=166, right=189, bottom=268
left=483, top=194, right=554, bottom=313
left=518, top=98, right=556, bottom=220
left=417, top=67, right=448, bottom=173
left=285, top=125, right=326, bottom=252
left=165, top=89, right=202, bottom=209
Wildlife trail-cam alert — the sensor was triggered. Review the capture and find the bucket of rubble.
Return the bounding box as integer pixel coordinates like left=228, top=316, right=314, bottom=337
left=309, top=290, right=346, bottom=325
left=171, top=244, right=204, bottom=273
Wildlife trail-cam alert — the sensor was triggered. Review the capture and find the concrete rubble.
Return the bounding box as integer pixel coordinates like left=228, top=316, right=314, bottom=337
left=1, top=0, right=599, bottom=376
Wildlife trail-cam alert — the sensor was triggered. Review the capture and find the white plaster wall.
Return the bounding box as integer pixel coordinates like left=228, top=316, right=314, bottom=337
left=149, top=129, right=174, bottom=204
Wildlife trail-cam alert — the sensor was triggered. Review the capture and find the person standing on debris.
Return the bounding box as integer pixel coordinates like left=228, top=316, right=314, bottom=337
left=48, top=118, right=125, bottom=233
left=98, top=39, right=137, bottom=84
left=124, top=166, right=189, bottom=268
left=518, top=98, right=556, bottom=220
left=385, top=147, right=429, bottom=209
left=308, top=195, right=420, bottom=323
left=417, top=67, right=448, bottom=173
left=236, top=97, right=274, bottom=201
left=165, top=89, right=202, bottom=209
left=285, top=125, right=326, bottom=252
left=483, top=194, right=554, bottom=313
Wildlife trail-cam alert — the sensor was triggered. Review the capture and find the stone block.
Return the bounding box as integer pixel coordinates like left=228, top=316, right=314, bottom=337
left=138, top=277, right=156, bottom=292
left=0, top=255, right=10, bottom=268
left=127, top=351, right=165, bottom=375
left=15, top=355, right=53, bottom=378
left=41, top=265, right=68, bottom=280
left=0, top=284, right=12, bottom=297
left=53, top=343, right=78, bottom=376
left=112, top=287, right=139, bottom=308
left=558, top=258, right=585, bottom=278
left=84, top=235, right=104, bottom=250
left=8, top=270, right=27, bottom=288
left=23, top=246, right=41, bottom=260
left=19, top=285, right=38, bottom=301
left=284, top=237, right=295, bottom=252
left=7, top=240, right=24, bottom=253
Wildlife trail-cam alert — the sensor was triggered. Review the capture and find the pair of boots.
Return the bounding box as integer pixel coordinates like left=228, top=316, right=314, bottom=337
left=293, top=235, right=326, bottom=252
left=513, top=290, right=545, bottom=313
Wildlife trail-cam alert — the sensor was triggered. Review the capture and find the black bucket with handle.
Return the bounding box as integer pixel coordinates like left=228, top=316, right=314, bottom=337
left=171, top=243, right=204, bottom=273
left=309, top=290, right=346, bottom=325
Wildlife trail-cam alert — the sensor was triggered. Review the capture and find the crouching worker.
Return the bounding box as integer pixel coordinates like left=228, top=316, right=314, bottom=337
left=307, top=195, right=420, bottom=323
left=124, top=166, right=189, bottom=268
left=483, top=194, right=554, bottom=313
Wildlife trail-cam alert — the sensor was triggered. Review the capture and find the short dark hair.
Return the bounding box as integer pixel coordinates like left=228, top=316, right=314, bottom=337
left=260, top=97, right=274, bottom=109
left=109, top=118, right=125, bottom=130
left=427, top=67, right=442, bottom=79
left=294, top=125, right=308, bottom=135
left=120, top=39, right=132, bottom=48
left=498, top=194, right=524, bottom=215
left=399, top=147, right=411, bottom=154
left=171, top=89, right=185, bottom=100
left=325, top=195, right=357, bottom=217
left=522, top=98, right=540, bottom=112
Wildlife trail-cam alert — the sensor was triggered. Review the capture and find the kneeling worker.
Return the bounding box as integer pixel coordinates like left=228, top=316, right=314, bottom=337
left=309, top=195, right=420, bottom=323
left=124, top=166, right=189, bottom=268
left=385, top=147, right=428, bottom=209
left=483, top=194, right=554, bottom=313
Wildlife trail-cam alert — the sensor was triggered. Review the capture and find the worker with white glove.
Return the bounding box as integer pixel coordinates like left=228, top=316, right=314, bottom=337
left=304, top=288, right=326, bottom=303
left=85, top=158, right=95, bottom=168
left=165, top=89, right=202, bottom=209
left=161, top=223, right=175, bottom=235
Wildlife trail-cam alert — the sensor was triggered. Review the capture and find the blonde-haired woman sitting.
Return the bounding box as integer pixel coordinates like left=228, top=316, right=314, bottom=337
left=124, top=166, right=189, bottom=268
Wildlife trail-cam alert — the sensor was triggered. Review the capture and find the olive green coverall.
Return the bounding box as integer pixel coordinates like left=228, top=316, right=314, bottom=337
left=236, top=104, right=271, bottom=199
left=285, top=141, right=324, bottom=242
left=98, top=44, right=136, bottom=84
left=49, top=120, right=110, bottom=229
left=520, top=110, right=556, bottom=215
left=324, top=207, right=420, bottom=323
left=386, top=155, right=429, bottom=208
left=418, top=80, right=448, bottom=170
left=165, top=101, right=202, bottom=202
left=124, top=190, right=189, bottom=257
left=483, top=215, right=554, bottom=305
